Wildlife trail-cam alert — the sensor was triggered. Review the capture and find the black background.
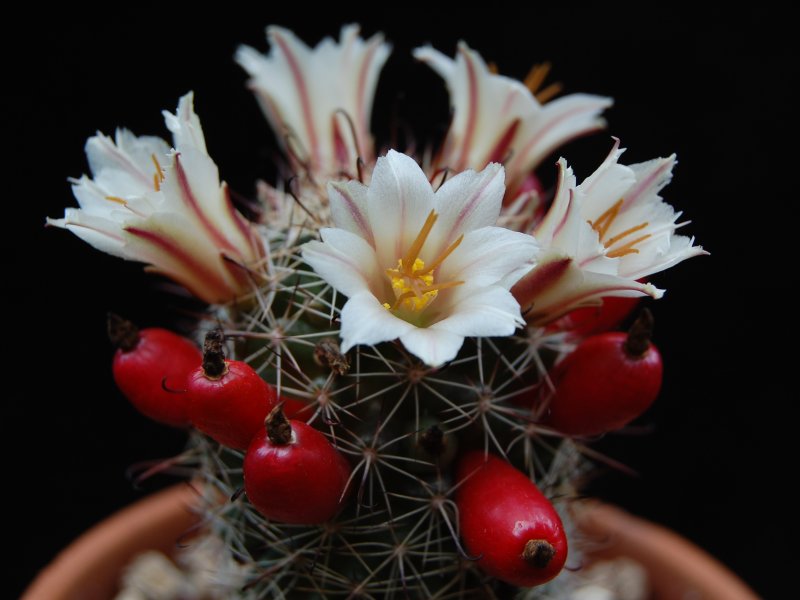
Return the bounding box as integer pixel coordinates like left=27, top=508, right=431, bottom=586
left=9, top=7, right=787, bottom=598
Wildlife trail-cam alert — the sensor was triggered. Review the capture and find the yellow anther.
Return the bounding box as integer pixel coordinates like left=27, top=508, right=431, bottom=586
left=151, top=154, right=165, bottom=191
left=384, top=211, right=465, bottom=313
left=524, top=62, right=552, bottom=94
left=605, top=222, right=650, bottom=248
left=402, top=210, right=438, bottom=274
left=589, top=199, right=651, bottom=257
left=534, top=82, right=563, bottom=103
left=418, top=234, right=464, bottom=276
left=589, top=198, right=623, bottom=241
left=607, top=234, right=652, bottom=258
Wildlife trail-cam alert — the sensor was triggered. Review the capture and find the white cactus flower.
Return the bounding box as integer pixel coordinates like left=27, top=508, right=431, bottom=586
left=414, top=43, right=611, bottom=200
left=512, top=140, right=706, bottom=323
left=48, top=93, right=264, bottom=305
left=302, top=150, right=538, bottom=366
left=237, top=24, right=391, bottom=180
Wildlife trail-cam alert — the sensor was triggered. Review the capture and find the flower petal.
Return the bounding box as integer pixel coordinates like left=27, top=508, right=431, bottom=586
left=621, top=233, right=707, bottom=280
left=236, top=25, right=390, bottom=178
left=577, top=140, right=637, bottom=221
left=398, top=327, right=466, bottom=367
left=414, top=43, right=532, bottom=173
left=367, top=150, right=434, bottom=268
left=433, top=284, right=524, bottom=337
left=439, top=226, right=538, bottom=288
left=46, top=209, right=127, bottom=257
left=339, top=291, right=416, bottom=353
left=536, top=161, right=608, bottom=269
left=158, top=149, right=256, bottom=262
left=124, top=217, right=240, bottom=304
left=624, top=154, right=677, bottom=210
left=431, top=162, right=505, bottom=255
left=85, top=131, right=169, bottom=197
left=504, top=93, right=612, bottom=193
left=69, top=175, right=141, bottom=220
left=328, top=180, right=374, bottom=247
left=512, top=252, right=662, bottom=325
left=163, top=92, right=208, bottom=155
left=416, top=42, right=611, bottom=197
left=302, top=228, right=380, bottom=297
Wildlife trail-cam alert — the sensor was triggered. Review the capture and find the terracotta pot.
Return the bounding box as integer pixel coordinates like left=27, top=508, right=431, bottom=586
left=576, top=503, right=760, bottom=600
left=23, top=488, right=759, bottom=600
left=22, top=484, right=199, bottom=600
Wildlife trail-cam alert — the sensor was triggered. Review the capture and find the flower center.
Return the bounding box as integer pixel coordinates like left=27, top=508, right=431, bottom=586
left=384, top=210, right=464, bottom=313
left=589, top=198, right=652, bottom=258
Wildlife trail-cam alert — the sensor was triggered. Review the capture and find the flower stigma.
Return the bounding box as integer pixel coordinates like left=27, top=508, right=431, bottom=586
left=383, top=209, right=464, bottom=313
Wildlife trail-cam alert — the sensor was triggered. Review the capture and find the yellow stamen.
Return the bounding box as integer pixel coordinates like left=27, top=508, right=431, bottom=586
left=389, top=279, right=465, bottom=311
left=605, top=222, right=650, bottom=248
left=392, top=289, right=430, bottom=311
left=421, top=280, right=465, bottom=293
left=589, top=198, right=652, bottom=257
left=105, top=195, right=126, bottom=205
left=384, top=211, right=466, bottom=313
left=418, top=234, right=464, bottom=275
left=151, top=154, right=165, bottom=191
left=402, top=210, right=438, bottom=274
left=524, top=62, right=552, bottom=94
left=589, top=198, right=623, bottom=241
left=607, top=234, right=652, bottom=258
left=386, top=258, right=438, bottom=311
left=535, top=82, right=563, bottom=103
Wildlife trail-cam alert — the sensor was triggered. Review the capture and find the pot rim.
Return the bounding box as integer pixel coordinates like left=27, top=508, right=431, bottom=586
left=23, top=486, right=759, bottom=600
left=22, top=483, right=200, bottom=600
left=575, top=502, right=759, bottom=600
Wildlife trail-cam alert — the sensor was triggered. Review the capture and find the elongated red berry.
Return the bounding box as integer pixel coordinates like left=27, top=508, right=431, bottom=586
left=543, top=309, right=663, bottom=436
left=244, top=405, right=351, bottom=524
left=186, top=329, right=277, bottom=449
left=455, top=451, right=567, bottom=587
left=109, top=314, right=201, bottom=427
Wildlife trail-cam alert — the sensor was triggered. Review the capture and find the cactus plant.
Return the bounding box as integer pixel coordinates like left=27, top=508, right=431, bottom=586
left=48, top=24, right=705, bottom=599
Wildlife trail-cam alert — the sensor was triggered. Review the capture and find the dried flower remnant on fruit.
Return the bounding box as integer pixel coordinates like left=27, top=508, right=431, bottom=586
left=523, top=539, right=557, bottom=568
left=202, top=329, right=228, bottom=379
left=266, top=405, right=293, bottom=445
left=624, top=309, right=654, bottom=357
left=107, top=313, right=140, bottom=351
